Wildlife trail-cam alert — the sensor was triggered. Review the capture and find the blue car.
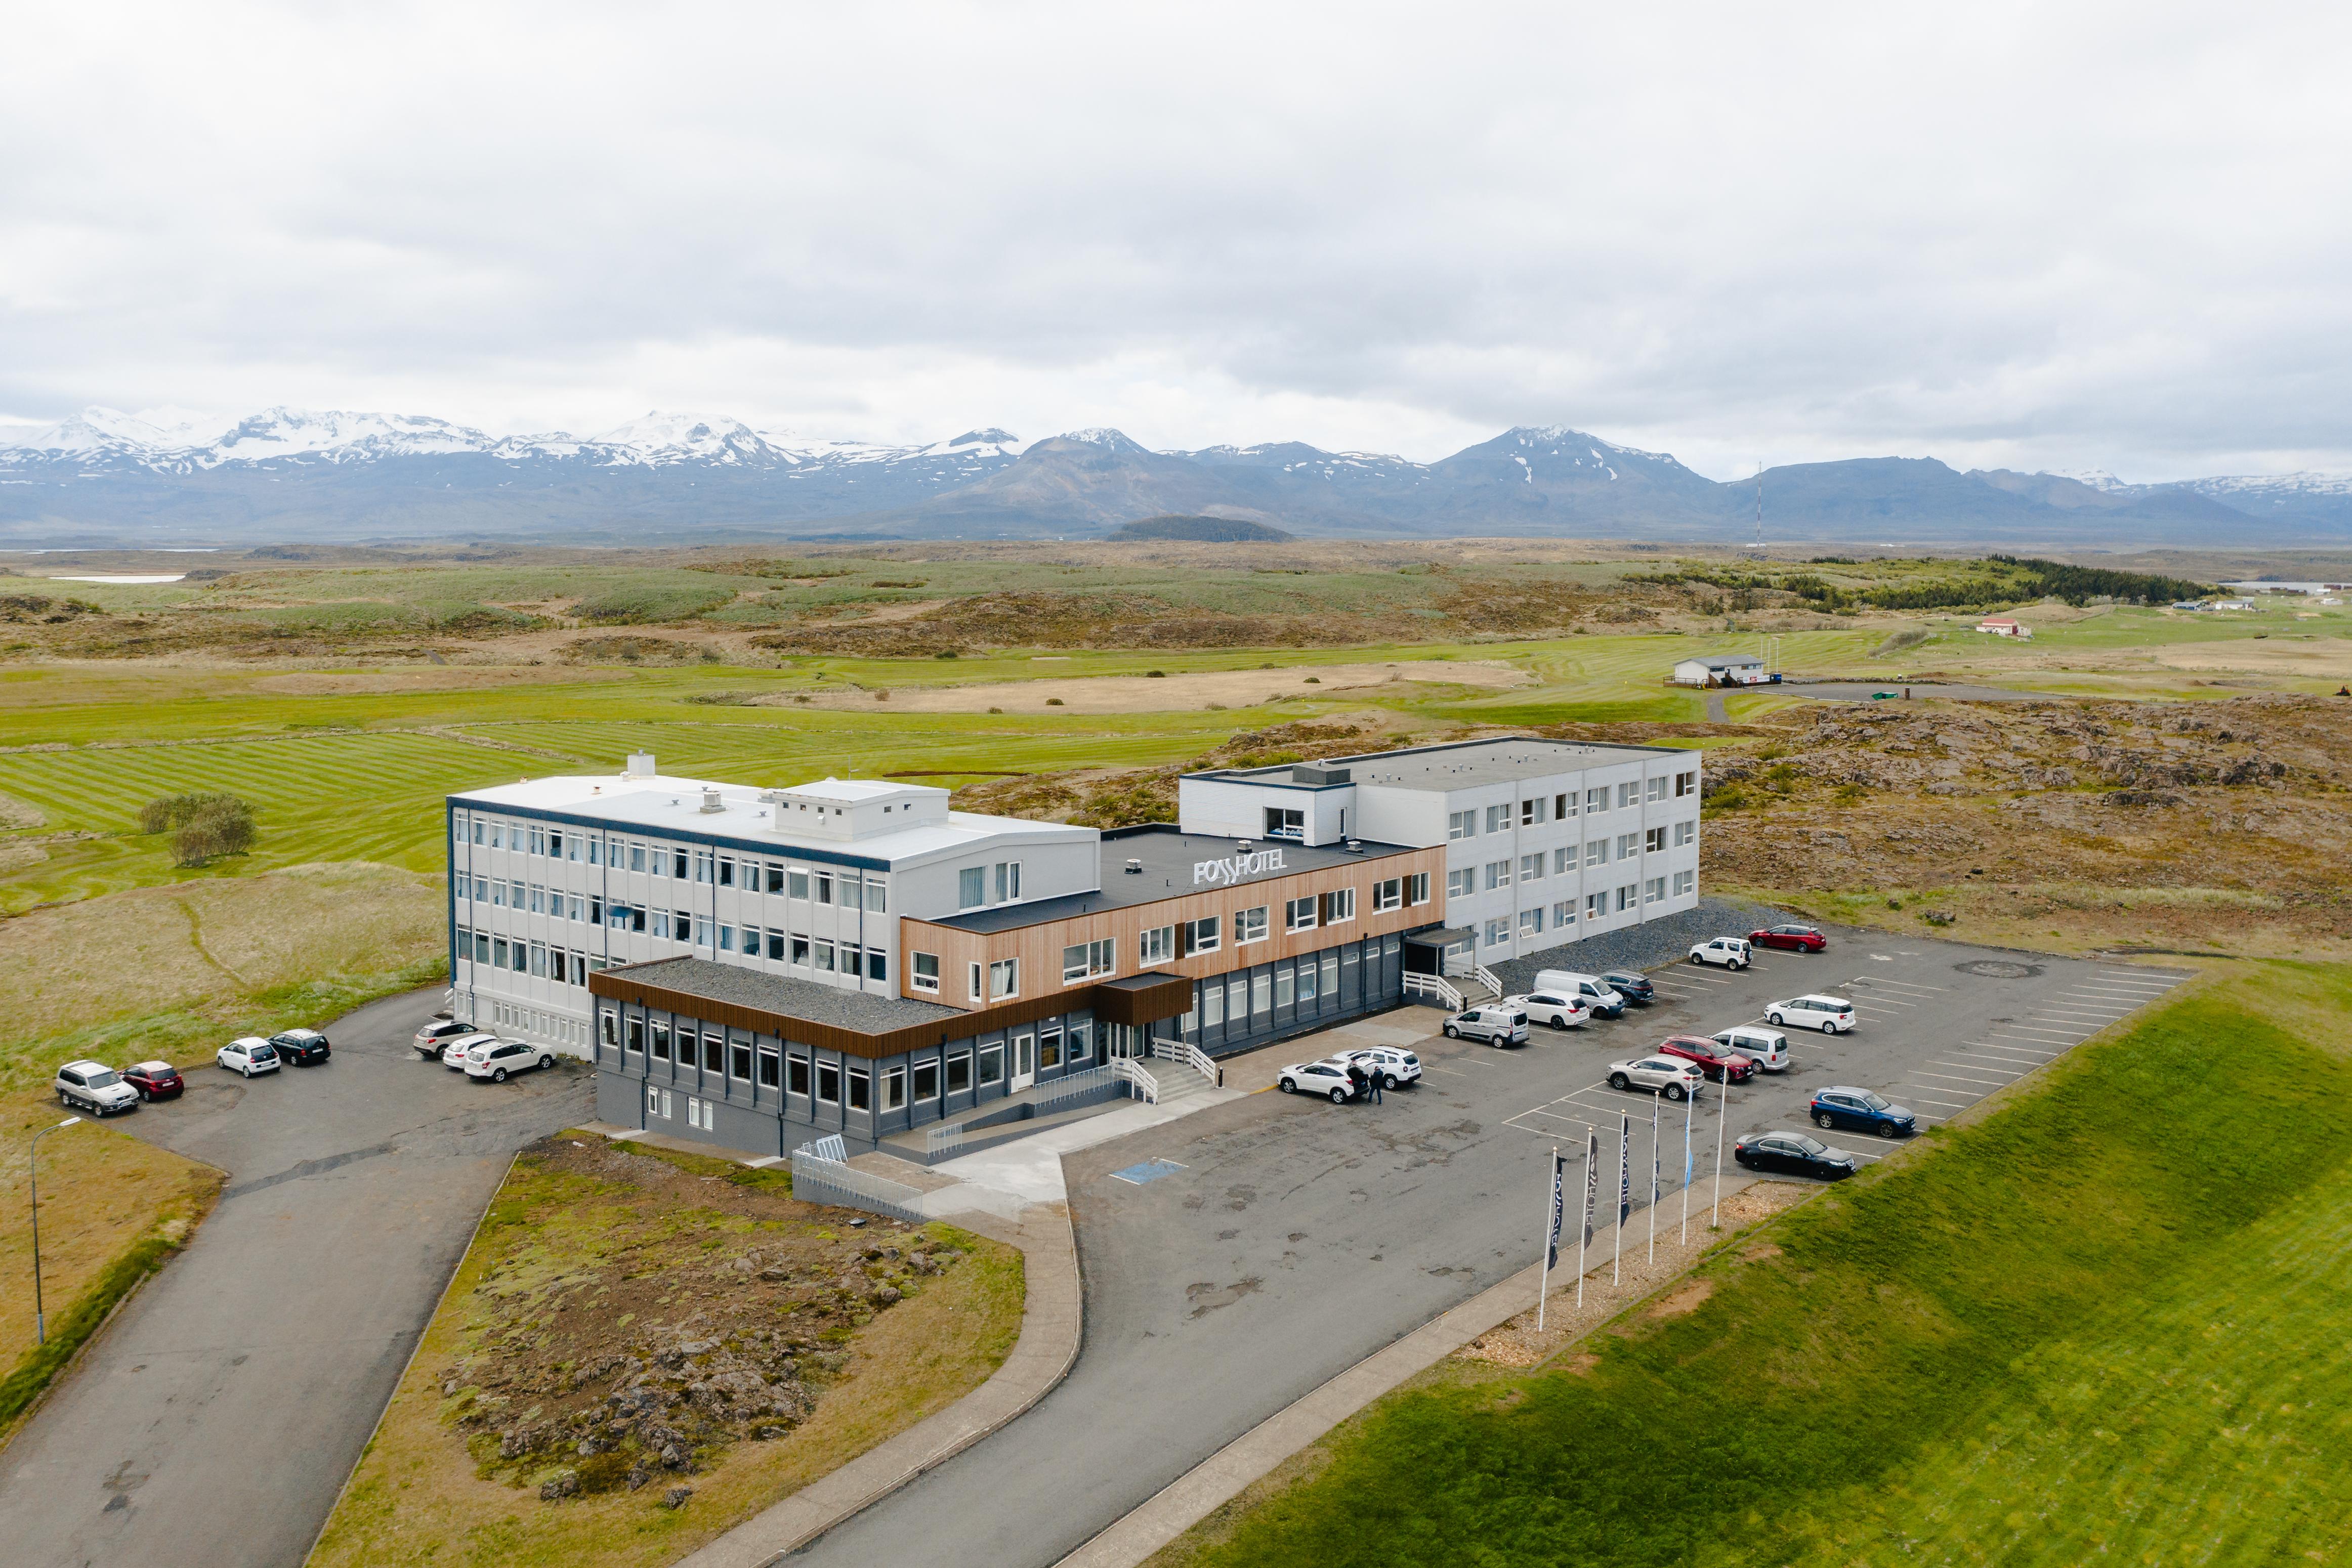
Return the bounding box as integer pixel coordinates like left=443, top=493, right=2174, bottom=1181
left=1811, top=1086, right=1916, bottom=1139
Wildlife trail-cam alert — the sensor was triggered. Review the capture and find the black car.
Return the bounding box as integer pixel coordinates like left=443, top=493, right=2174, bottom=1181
left=268, top=1028, right=333, bottom=1066
left=1603, top=971, right=1655, bottom=1005
left=1733, top=1131, right=1857, bottom=1180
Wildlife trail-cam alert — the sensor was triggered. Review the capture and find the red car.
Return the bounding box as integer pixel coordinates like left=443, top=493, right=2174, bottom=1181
left=1657, top=1035, right=1758, bottom=1084
left=120, top=1060, right=186, bottom=1101
left=1750, top=924, right=1828, bottom=953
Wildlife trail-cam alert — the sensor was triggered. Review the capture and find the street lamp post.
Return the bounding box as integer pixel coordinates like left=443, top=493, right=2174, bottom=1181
left=30, top=1116, right=83, bottom=1346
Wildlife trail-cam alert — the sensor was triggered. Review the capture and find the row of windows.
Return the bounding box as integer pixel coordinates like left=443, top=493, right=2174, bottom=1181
left=457, top=926, right=603, bottom=984
left=1476, top=869, right=1695, bottom=945
left=1446, top=821, right=1695, bottom=896
left=909, top=874, right=1431, bottom=999
left=1192, top=947, right=1353, bottom=1029
left=463, top=889, right=892, bottom=982
left=1444, top=772, right=1699, bottom=840
left=606, top=1013, right=1095, bottom=1109
left=455, top=815, right=892, bottom=910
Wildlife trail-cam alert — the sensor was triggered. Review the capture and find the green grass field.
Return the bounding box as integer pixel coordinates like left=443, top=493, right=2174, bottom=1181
left=1168, top=963, right=2352, bottom=1568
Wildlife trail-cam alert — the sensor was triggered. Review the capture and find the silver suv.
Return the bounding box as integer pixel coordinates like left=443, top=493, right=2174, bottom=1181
left=1443, top=1005, right=1529, bottom=1048
left=54, top=1060, right=139, bottom=1116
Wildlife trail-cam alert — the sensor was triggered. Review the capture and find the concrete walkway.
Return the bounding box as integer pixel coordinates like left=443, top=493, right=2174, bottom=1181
left=1053, top=1173, right=1760, bottom=1568
left=678, top=1199, right=1082, bottom=1568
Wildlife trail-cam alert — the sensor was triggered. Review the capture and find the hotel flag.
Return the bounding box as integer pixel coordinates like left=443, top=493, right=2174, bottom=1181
left=1538, top=1147, right=1566, bottom=1329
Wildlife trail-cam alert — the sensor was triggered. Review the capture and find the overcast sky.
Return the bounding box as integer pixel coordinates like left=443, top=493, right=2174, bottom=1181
left=3, top=2, right=2347, bottom=481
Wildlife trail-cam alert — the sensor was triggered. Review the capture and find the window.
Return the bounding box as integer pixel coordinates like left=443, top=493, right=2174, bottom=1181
left=1521, top=798, right=1540, bottom=825
left=1586, top=839, right=1606, bottom=867
left=1236, top=906, right=1269, bottom=944
left=1484, top=860, right=1510, bottom=890
left=1484, top=917, right=1510, bottom=946
left=813, top=939, right=835, bottom=972
left=629, top=842, right=645, bottom=872
left=788, top=1054, right=811, bottom=1096
left=1447, top=810, right=1477, bottom=841
left=867, top=950, right=888, bottom=983
left=1673, top=869, right=1695, bottom=897
left=1520, top=907, right=1543, bottom=935
left=945, top=1052, right=972, bottom=1093
left=989, top=958, right=1019, bottom=999
left=1063, top=939, right=1113, bottom=983
left=1675, top=769, right=1698, bottom=797
left=1551, top=846, right=1573, bottom=875
left=673, top=848, right=690, bottom=877
left=527, top=942, right=544, bottom=976
left=1284, top=896, right=1317, bottom=932
left=1140, top=924, right=1175, bottom=964
left=1520, top=853, right=1544, bottom=881
left=815, top=871, right=833, bottom=905
left=791, top=935, right=812, bottom=966
left=1202, top=984, right=1225, bottom=1028
left=1068, top=1022, right=1094, bottom=1065
left=731, top=1039, right=752, bottom=1080
left=626, top=1017, right=644, bottom=1054
left=1618, top=781, right=1640, bottom=809
left=864, top=878, right=888, bottom=913
left=978, top=1043, right=1004, bottom=1085
left=1406, top=871, right=1430, bottom=905
left=651, top=1022, right=672, bottom=1061
left=719, top=925, right=736, bottom=952
left=1264, top=806, right=1305, bottom=840
left=1556, top=791, right=1574, bottom=818
left=912, top=953, right=941, bottom=992
left=1618, top=832, right=1640, bottom=860
left=1587, top=891, right=1607, bottom=919
left=1183, top=914, right=1220, bottom=954
left=765, top=862, right=783, bottom=893
left=1618, top=883, right=1639, bottom=912
left=881, top=1067, right=906, bottom=1112
left=789, top=868, right=810, bottom=899
left=758, top=1048, right=780, bottom=1088
left=1645, top=876, right=1667, bottom=903
left=492, top=937, right=509, bottom=968
left=767, top=930, right=786, bottom=960
left=703, top=1032, right=724, bottom=1072
left=1039, top=1023, right=1062, bottom=1069
left=1321, top=887, right=1355, bottom=924
left=1373, top=877, right=1402, bottom=912
left=816, top=1060, right=840, bottom=1104
left=1676, top=819, right=1697, bottom=847
left=1447, top=867, right=1475, bottom=900
left=588, top=896, right=602, bottom=923
left=1252, top=972, right=1272, bottom=1014
left=969, top=961, right=984, bottom=1001
left=600, top=1011, right=617, bottom=1047
left=1586, top=787, right=1608, bottom=814
left=913, top=1060, right=940, bottom=1101
left=959, top=867, right=985, bottom=909
left=1275, top=967, right=1294, bottom=1008
left=1646, top=826, right=1667, bottom=855
left=1553, top=899, right=1576, bottom=926
left=1485, top=803, right=1509, bottom=833
left=1297, top=960, right=1319, bottom=1002
left=670, top=910, right=690, bottom=942
left=994, top=861, right=1022, bottom=901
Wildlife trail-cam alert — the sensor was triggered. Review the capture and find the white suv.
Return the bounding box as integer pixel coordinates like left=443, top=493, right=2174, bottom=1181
left=1443, top=1005, right=1530, bottom=1048
left=1768, top=995, right=1857, bottom=1034
left=1713, top=1025, right=1790, bottom=1072
left=441, top=1031, right=497, bottom=1070
left=465, top=1039, right=558, bottom=1083
left=1607, top=1056, right=1706, bottom=1101
left=1278, top=1056, right=1362, bottom=1102
left=1509, top=991, right=1590, bottom=1031
left=54, top=1060, right=139, bottom=1116
left=1689, top=937, right=1753, bottom=969
left=1346, top=1047, right=1422, bottom=1089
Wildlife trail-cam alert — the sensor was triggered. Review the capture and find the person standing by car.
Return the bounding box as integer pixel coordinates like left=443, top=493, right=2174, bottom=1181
left=1348, top=1061, right=1372, bottom=1104
left=1362, top=1061, right=1383, bottom=1105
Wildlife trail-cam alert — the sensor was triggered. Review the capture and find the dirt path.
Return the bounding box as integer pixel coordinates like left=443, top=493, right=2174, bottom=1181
left=791, top=659, right=1531, bottom=715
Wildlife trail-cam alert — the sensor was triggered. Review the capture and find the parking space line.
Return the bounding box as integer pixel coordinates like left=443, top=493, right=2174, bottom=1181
left=1991, top=1030, right=2079, bottom=1045
left=2034, top=1009, right=2123, bottom=1022
left=2096, top=970, right=2187, bottom=985
left=1951, top=1047, right=2049, bottom=1066
left=1928, top=1060, right=2018, bottom=1078
left=1993, top=1023, right=2081, bottom=1037
left=1966, top=1039, right=2056, bottom=1053
left=2064, top=986, right=2170, bottom=1000
left=1856, top=976, right=1947, bottom=992
left=1899, top=1089, right=1978, bottom=1108
left=1914, top=1069, right=2012, bottom=1086
left=1854, top=994, right=1919, bottom=1007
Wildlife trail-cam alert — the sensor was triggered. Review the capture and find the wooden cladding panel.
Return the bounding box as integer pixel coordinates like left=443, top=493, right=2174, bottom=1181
left=899, top=844, right=1446, bottom=1010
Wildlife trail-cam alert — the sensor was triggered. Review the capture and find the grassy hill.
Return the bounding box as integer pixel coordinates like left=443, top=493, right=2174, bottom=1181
left=1162, top=963, right=2352, bottom=1567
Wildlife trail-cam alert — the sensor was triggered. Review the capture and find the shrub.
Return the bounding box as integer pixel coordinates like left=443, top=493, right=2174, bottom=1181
left=1045, top=697, right=1065, bottom=706
left=140, top=792, right=257, bottom=865
left=573, top=582, right=737, bottom=625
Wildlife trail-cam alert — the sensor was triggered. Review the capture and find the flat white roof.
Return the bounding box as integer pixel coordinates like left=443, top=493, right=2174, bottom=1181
left=450, top=773, right=1090, bottom=862
left=1196, top=736, right=1688, bottom=794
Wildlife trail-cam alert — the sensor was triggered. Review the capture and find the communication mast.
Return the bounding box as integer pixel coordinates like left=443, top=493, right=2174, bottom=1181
left=1746, top=462, right=1765, bottom=549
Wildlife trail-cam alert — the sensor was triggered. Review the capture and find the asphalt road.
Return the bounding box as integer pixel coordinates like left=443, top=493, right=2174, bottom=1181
left=793, top=930, right=2190, bottom=1567
left=0, top=988, right=591, bottom=1568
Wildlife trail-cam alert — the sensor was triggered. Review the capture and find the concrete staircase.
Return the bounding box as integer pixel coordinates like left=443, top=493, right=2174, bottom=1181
left=1149, top=1062, right=1214, bottom=1105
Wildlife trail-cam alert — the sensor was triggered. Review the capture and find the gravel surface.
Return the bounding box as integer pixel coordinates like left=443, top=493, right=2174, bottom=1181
left=1487, top=896, right=1788, bottom=993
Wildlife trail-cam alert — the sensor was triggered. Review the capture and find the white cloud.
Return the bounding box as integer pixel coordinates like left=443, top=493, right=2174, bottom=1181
left=3, top=1, right=2349, bottom=480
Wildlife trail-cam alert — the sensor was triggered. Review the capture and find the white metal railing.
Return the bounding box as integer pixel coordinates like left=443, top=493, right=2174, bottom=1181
left=1114, top=1057, right=1160, bottom=1104
left=921, top=1064, right=1125, bottom=1158
left=1474, top=964, right=1504, bottom=996
left=789, top=1137, right=925, bottom=1223
left=1152, top=1036, right=1223, bottom=1089
left=924, top=1122, right=966, bottom=1158
left=1404, top=972, right=1463, bottom=1010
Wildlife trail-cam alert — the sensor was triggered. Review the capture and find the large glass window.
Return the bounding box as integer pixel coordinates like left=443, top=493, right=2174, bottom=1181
left=912, top=1060, right=940, bottom=1101
left=816, top=1060, right=841, bottom=1103
left=1263, top=807, right=1304, bottom=840
left=1063, top=939, right=1113, bottom=984
left=1285, top=896, right=1317, bottom=932
left=787, top=1054, right=811, bottom=1096
left=959, top=867, right=986, bottom=909
left=1236, top=906, right=1269, bottom=944
left=912, top=953, right=941, bottom=991
left=650, top=1022, right=671, bottom=1061
left=1184, top=914, right=1220, bottom=953
left=945, top=1052, right=972, bottom=1093
left=880, top=1067, right=905, bottom=1112
left=1139, top=925, right=1175, bottom=964
left=989, top=958, right=1019, bottom=999
left=978, top=1043, right=1004, bottom=1085
left=758, top=1048, right=780, bottom=1088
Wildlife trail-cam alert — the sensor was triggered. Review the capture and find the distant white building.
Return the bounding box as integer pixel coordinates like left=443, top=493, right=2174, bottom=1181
left=1671, top=654, right=1766, bottom=687
left=2213, top=599, right=2258, bottom=612
left=1976, top=617, right=2031, bottom=638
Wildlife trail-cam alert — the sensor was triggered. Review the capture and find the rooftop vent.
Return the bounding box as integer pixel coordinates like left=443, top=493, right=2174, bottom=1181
left=624, top=751, right=656, bottom=778
left=1124, top=858, right=1144, bottom=875
left=1292, top=763, right=1352, bottom=786
left=699, top=788, right=724, bottom=814
left=1345, top=838, right=1363, bottom=853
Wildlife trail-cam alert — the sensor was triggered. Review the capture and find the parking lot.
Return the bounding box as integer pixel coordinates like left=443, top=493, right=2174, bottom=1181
left=793, top=927, right=2192, bottom=1568
left=0, top=990, right=591, bottom=1568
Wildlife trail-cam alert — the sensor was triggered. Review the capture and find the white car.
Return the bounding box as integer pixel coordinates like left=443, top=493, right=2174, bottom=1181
left=1534, top=970, right=1626, bottom=1019
left=1278, top=1056, right=1362, bottom=1103
left=413, top=1017, right=479, bottom=1058
left=441, top=1031, right=497, bottom=1070
left=1509, top=991, right=1590, bottom=1031
left=218, top=1037, right=282, bottom=1077
left=1714, top=1025, right=1791, bottom=1072
left=1607, top=1056, right=1705, bottom=1101
left=1345, top=1047, right=1422, bottom=1089
left=1768, top=995, right=1857, bottom=1034
left=465, top=1038, right=558, bottom=1083
left=1443, top=1005, right=1530, bottom=1047
left=1690, top=937, right=1754, bottom=969
left=54, top=1060, right=139, bottom=1116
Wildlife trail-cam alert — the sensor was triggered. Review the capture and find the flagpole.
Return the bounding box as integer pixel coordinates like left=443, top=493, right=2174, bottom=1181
left=1681, top=1081, right=1695, bottom=1244
left=1614, top=1113, right=1627, bottom=1286
left=1538, top=1145, right=1556, bottom=1331
left=1712, top=1064, right=1731, bottom=1228
left=1647, top=1099, right=1660, bottom=1266
left=1576, top=1133, right=1592, bottom=1310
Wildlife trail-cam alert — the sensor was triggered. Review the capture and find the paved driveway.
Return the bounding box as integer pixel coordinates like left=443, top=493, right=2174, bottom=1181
left=792, top=933, right=2190, bottom=1567
left=0, top=989, right=591, bottom=1568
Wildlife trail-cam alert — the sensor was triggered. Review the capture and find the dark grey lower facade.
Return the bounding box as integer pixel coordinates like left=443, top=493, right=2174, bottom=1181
left=1180, top=930, right=1407, bottom=1057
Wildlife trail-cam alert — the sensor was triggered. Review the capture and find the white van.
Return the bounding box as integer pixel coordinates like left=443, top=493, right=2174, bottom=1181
left=1535, top=971, right=1626, bottom=1020
left=1713, top=1025, right=1790, bottom=1072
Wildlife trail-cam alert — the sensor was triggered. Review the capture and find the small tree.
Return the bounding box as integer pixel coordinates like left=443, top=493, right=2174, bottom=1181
left=139, top=792, right=258, bottom=865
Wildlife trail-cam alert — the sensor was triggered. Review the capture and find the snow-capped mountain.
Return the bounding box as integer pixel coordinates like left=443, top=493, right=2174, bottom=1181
left=4, top=406, right=2348, bottom=544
